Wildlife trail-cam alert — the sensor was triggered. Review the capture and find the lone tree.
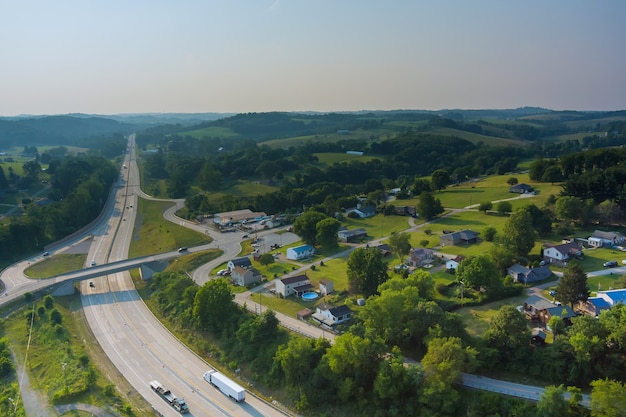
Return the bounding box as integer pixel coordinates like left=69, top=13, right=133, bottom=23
left=502, top=209, right=537, bottom=257
left=418, top=192, right=444, bottom=220
left=555, top=261, right=590, bottom=309
left=430, top=169, right=451, bottom=192
left=347, top=247, right=389, bottom=297
left=388, top=232, right=412, bottom=263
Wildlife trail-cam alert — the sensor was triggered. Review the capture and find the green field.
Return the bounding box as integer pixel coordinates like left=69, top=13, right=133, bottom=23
left=129, top=198, right=211, bottom=258
left=183, top=126, right=239, bottom=139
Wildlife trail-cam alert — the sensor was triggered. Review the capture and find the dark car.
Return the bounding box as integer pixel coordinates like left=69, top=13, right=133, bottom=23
left=604, top=261, right=618, bottom=268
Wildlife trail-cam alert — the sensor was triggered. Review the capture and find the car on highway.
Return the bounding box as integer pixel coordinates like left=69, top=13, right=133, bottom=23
left=603, top=261, right=618, bottom=268
left=91, top=260, right=97, bottom=266
left=89, top=281, right=95, bottom=288
left=178, top=247, right=187, bottom=252
left=43, top=252, right=49, bottom=257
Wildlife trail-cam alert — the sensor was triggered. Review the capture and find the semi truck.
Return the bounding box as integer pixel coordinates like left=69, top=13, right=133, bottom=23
left=203, top=370, right=246, bottom=402
left=149, top=380, right=190, bottom=414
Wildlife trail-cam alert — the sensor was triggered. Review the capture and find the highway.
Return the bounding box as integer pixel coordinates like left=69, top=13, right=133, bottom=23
left=1, top=135, right=290, bottom=417
left=0, top=134, right=597, bottom=412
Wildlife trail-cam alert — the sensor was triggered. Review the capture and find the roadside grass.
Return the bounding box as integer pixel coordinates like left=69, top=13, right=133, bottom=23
left=24, top=254, right=87, bottom=278
left=167, top=250, right=223, bottom=274
left=129, top=198, right=211, bottom=258
left=4, top=294, right=151, bottom=416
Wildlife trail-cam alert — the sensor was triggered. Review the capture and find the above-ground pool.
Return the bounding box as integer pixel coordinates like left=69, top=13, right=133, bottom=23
left=302, top=292, right=319, bottom=301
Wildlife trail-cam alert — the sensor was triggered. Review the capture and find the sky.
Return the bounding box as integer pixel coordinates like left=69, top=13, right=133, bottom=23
left=1, top=0, right=626, bottom=116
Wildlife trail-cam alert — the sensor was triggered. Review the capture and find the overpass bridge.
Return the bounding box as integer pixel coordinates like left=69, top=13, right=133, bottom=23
left=1, top=250, right=187, bottom=304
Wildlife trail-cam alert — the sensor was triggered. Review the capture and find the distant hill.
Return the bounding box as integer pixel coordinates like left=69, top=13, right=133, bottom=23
left=0, top=115, right=132, bottom=149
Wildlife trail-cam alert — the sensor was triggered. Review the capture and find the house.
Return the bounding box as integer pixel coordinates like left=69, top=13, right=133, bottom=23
left=406, top=248, right=434, bottom=267
left=319, top=279, right=334, bottom=296
left=578, top=289, right=626, bottom=316
left=520, top=295, right=555, bottom=320
left=543, top=241, right=582, bottom=265
left=337, top=228, right=368, bottom=243
left=509, top=183, right=533, bottom=194
left=539, top=305, right=576, bottom=327
left=392, top=205, right=417, bottom=216
left=507, top=263, right=552, bottom=284
left=312, top=303, right=353, bottom=327
left=227, top=257, right=252, bottom=271
left=520, top=295, right=576, bottom=325
left=439, top=230, right=479, bottom=246
left=274, top=274, right=312, bottom=297
left=446, top=255, right=466, bottom=271
left=286, top=244, right=315, bottom=260
left=587, top=230, right=625, bottom=248
left=349, top=205, right=377, bottom=219
left=231, top=266, right=262, bottom=286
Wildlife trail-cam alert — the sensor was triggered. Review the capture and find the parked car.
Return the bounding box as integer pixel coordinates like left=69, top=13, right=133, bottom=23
left=603, top=261, right=618, bottom=268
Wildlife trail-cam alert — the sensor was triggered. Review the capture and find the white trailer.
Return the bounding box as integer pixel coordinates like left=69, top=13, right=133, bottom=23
left=203, top=370, right=246, bottom=402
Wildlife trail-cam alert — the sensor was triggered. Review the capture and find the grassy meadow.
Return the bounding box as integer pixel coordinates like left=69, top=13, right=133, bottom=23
left=129, top=198, right=211, bottom=258
left=24, top=254, right=87, bottom=278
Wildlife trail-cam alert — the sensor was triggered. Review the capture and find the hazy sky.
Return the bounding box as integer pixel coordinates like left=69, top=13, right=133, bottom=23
left=2, top=1, right=625, bottom=115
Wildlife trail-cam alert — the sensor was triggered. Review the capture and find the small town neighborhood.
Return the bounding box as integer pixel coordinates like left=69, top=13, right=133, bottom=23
left=213, top=205, right=626, bottom=342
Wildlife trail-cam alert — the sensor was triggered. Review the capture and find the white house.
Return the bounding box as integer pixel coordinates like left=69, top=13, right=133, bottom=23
left=274, top=274, right=312, bottom=297
left=227, top=257, right=252, bottom=271
left=543, top=241, right=582, bottom=264
left=588, top=230, right=625, bottom=248
left=312, top=303, right=353, bottom=327
left=445, top=255, right=466, bottom=271
left=286, top=244, right=315, bottom=260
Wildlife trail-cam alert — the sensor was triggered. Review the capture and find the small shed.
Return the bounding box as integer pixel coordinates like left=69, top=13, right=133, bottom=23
left=319, top=279, right=334, bottom=296
left=297, top=308, right=312, bottom=320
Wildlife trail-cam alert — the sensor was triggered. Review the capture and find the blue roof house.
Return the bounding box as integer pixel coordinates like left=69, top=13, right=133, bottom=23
left=286, top=244, right=315, bottom=261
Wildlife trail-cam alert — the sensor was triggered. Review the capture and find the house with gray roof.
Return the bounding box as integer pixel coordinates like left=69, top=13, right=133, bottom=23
left=588, top=230, right=625, bottom=248
left=507, top=263, right=552, bottom=284
left=440, top=230, right=479, bottom=246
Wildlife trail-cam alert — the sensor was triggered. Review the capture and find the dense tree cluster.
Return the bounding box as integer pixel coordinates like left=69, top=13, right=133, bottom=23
left=0, top=155, right=117, bottom=260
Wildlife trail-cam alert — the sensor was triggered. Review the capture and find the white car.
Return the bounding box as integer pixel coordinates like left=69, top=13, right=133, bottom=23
left=91, top=260, right=97, bottom=266
left=622, top=259, right=626, bottom=265
left=217, top=269, right=228, bottom=276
